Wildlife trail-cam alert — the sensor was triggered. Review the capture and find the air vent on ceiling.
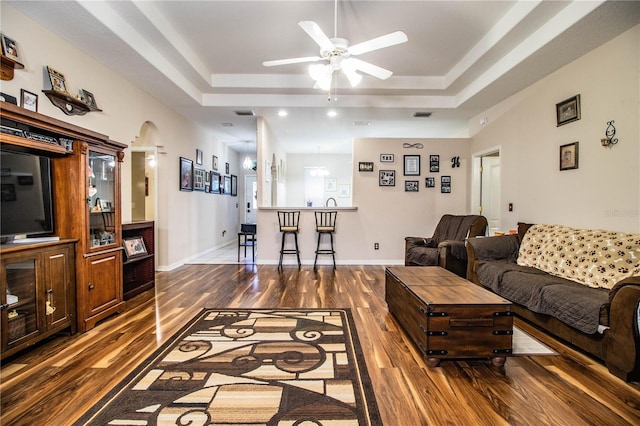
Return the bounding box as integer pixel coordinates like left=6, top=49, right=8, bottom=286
left=353, top=120, right=371, bottom=126
left=222, top=122, right=233, bottom=127
left=413, top=112, right=432, bottom=118
left=234, top=110, right=255, bottom=116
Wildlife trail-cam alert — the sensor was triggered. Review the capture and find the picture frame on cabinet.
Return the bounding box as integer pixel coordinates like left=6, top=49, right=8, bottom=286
left=46, top=66, right=68, bottom=94
left=210, top=171, right=221, bottom=194
left=123, top=236, right=148, bottom=259
left=179, top=157, right=193, bottom=191
left=404, top=155, right=420, bottom=176
left=1, top=33, right=20, bottom=62
left=379, top=170, right=395, bottom=186
left=556, top=95, right=581, bottom=126
left=20, top=89, right=37, bottom=112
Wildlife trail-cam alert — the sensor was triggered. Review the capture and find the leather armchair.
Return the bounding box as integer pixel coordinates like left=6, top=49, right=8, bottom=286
left=405, top=214, right=488, bottom=277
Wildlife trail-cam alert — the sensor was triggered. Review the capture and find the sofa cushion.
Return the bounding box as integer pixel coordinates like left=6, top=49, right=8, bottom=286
left=477, top=259, right=609, bottom=334
left=517, top=224, right=640, bottom=289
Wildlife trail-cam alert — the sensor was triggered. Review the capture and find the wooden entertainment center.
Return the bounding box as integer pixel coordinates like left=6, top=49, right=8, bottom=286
left=1, top=102, right=126, bottom=358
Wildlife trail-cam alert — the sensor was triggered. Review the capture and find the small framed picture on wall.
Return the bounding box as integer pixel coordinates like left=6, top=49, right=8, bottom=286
left=560, top=142, right=579, bottom=170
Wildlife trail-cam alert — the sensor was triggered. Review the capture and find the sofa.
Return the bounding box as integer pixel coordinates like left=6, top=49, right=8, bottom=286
left=405, top=214, right=487, bottom=277
left=466, top=223, right=640, bottom=381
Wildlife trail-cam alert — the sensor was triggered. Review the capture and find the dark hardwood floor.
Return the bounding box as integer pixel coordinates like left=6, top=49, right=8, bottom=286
left=2, top=264, right=640, bottom=425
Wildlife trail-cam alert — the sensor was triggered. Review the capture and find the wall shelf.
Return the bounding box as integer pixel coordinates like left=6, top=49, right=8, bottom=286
left=42, top=90, right=102, bottom=116
left=1, top=54, right=24, bottom=81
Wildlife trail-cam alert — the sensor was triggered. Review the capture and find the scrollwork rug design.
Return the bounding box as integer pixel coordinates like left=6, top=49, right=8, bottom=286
left=75, top=309, right=381, bottom=425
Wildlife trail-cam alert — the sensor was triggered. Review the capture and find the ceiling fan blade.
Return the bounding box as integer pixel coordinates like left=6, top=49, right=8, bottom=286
left=348, top=31, right=408, bottom=56
left=298, top=20, right=335, bottom=51
left=262, top=56, right=323, bottom=67
left=347, top=58, right=393, bottom=80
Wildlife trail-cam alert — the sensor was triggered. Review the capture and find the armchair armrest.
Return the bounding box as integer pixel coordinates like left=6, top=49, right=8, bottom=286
left=466, top=235, right=520, bottom=262
left=439, top=240, right=467, bottom=260
left=405, top=236, right=437, bottom=248
left=606, top=279, right=640, bottom=381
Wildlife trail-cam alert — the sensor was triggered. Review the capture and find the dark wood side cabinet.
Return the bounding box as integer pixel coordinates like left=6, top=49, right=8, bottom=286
left=1, top=240, right=76, bottom=360
left=1, top=101, right=127, bottom=333
left=122, top=221, right=155, bottom=300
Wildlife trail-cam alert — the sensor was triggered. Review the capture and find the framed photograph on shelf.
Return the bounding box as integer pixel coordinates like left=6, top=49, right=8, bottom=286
left=179, top=157, right=193, bottom=191
left=405, top=180, right=419, bottom=192
left=193, top=168, right=206, bottom=191
left=380, top=154, right=394, bottom=163
left=358, top=162, right=374, bottom=172
left=196, top=149, right=203, bottom=165
left=20, top=89, right=37, bottom=112
left=99, top=199, right=112, bottom=212
left=429, top=155, right=440, bottom=172
left=231, top=174, right=238, bottom=196
left=404, top=155, right=420, bottom=176
left=210, top=171, right=221, bottom=194
left=379, top=170, right=395, bottom=186
left=441, top=175, right=452, bottom=193
left=556, top=95, right=581, bottom=126
left=425, top=177, right=435, bottom=188
left=123, top=236, right=148, bottom=259
left=46, top=66, right=68, bottom=94
left=560, top=142, right=579, bottom=170
left=79, top=89, right=98, bottom=110
left=212, top=155, right=218, bottom=171
left=1, top=33, right=20, bottom=62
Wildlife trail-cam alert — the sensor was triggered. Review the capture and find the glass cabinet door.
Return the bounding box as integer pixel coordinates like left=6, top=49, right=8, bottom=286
left=88, top=150, right=116, bottom=248
left=3, top=259, right=38, bottom=345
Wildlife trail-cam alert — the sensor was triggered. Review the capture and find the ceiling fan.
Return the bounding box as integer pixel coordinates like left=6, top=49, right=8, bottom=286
left=262, top=0, right=407, bottom=91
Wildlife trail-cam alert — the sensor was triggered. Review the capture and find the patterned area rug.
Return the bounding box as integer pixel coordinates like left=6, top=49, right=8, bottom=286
left=75, top=309, right=381, bottom=425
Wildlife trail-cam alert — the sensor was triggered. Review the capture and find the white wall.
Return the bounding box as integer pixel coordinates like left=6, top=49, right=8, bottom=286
left=256, top=137, right=471, bottom=265
left=469, top=25, right=640, bottom=233
left=0, top=4, right=239, bottom=269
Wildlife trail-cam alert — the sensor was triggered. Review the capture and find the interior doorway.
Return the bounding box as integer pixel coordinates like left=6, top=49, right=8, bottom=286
left=472, top=147, right=501, bottom=235
left=130, top=149, right=157, bottom=222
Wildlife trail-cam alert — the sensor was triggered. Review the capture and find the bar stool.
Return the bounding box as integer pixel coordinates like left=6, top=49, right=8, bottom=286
left=314, top=211, right=337, bottom=270
left=278, top=211, right=301, bottom=270
left=238, top=223, right=256, bottom=263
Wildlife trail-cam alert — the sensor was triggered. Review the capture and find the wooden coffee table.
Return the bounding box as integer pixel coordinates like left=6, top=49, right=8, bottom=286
left=385, top=266, right=513, bottom=367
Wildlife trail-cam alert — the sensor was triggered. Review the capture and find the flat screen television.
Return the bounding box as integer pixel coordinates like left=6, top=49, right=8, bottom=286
left=1, top=149, right=55, bottom=242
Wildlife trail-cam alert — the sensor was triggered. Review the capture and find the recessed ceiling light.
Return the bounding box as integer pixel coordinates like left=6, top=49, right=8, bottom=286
left=278, top=110, right=288, bottom=117
left=327, top=110, right=337, bottom=117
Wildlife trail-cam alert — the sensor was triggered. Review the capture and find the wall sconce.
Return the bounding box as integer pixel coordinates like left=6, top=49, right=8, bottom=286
left=601, top=120, right=618, bottom=147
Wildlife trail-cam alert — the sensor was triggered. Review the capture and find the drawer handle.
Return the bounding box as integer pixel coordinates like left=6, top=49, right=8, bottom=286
left=450, top=318, right=494, bottom=327
left=428, top=331, right=448, bottom=336
left=493, top=330, right=513, bottom=335
left=494, top=311, right=513, bottom=317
